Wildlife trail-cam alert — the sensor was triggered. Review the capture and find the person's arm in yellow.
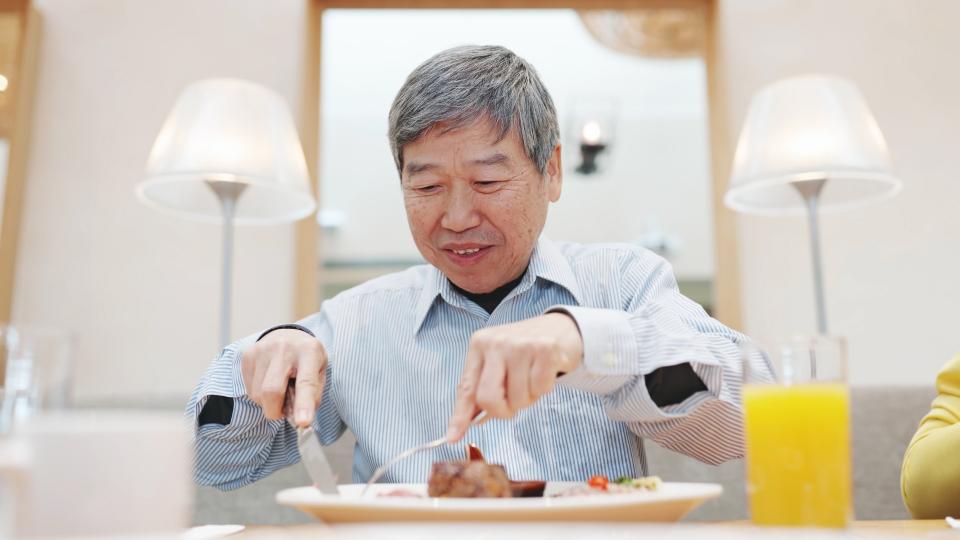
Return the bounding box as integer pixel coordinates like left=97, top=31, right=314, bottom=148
left=901, top=354, right=960, bottom=518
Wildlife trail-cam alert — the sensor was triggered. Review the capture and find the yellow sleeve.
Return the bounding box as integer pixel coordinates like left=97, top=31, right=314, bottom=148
left=901, top=354, right=960, bottom=518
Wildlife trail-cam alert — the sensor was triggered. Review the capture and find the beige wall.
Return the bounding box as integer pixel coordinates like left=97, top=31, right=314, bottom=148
left=715, top=0, right=960, bottom=385
left=15, top=0, right=954, bottom=401
left=14, top=0, right=307, bottom=403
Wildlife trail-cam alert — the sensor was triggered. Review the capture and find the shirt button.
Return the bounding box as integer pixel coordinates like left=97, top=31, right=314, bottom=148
left=603, top=352, right=617, bottom=367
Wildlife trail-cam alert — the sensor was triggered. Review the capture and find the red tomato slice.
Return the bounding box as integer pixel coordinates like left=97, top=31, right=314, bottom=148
left=588, top=475, right=609, bottom=491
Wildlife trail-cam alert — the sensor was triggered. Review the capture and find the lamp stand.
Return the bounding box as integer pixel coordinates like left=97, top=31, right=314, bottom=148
left=793, top=178, right=828, bottom=335
left=206, top=180, right=248, bottom=347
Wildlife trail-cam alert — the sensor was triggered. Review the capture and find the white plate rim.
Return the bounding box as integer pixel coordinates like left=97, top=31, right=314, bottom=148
left=276, top=481, right=723, bottom=513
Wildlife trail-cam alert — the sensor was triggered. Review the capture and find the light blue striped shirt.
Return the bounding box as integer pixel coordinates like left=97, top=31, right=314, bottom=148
left=188, top=238, right=765, bottom=490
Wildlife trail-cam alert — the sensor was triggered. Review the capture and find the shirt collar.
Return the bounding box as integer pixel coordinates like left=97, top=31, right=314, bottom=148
left=411, top=236, right=583, bottom=334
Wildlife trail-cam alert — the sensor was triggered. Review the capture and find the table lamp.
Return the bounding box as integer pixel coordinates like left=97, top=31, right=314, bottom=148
left=724, top=75, right=901, bottom=335
left=138, top=79, right=316, bottom=347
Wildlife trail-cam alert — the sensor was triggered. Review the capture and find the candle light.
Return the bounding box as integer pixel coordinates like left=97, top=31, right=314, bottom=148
left=581, top=121, right=603, bottom=145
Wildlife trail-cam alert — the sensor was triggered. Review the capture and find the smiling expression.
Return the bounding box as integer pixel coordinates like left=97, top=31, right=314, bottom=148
left=401, top=117, right=562, bottom=293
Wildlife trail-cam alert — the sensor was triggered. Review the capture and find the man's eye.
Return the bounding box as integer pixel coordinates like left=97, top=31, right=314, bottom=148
left=414, top=185, right=440, bottom=194
left=474, top=180, right=503, bottom=191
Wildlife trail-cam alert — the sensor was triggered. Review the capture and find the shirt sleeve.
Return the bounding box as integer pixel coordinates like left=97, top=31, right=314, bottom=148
left=553, top=248, right=771, bottom=465
left=900, top=354, right=960, bottom=518
left=186, top=308, right=346, bottom=490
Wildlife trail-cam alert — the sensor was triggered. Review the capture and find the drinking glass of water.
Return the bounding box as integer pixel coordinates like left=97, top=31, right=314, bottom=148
left=0, top=325, right=73, bottom=434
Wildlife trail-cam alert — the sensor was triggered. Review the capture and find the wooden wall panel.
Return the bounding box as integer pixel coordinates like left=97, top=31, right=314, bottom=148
left=0, top=1, right=39, bottom=375
left=294, top=0, right=322, bottom=319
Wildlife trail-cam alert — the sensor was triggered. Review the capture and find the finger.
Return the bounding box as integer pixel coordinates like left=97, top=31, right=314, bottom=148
left=506, top=354, right=532, bottom=413
left=529, top=349, right=559, bottom=399
left=294, top=344, right=326, bottom=427
left=475, top=346, right=510, bottom=419
left=240, top=347, right=256, bottom=397
left=260, top=355, right=294, bottom=421
left=249, top=347, right=271, bottom=404
left=446, top=344, right=484, bottom=442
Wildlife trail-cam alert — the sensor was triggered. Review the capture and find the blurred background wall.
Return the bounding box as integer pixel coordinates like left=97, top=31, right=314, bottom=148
left=12, top=0, right=307, bottom=405
left=714, top=0, right=960, bottom=386
left=5, top=0, right=959, bottom=407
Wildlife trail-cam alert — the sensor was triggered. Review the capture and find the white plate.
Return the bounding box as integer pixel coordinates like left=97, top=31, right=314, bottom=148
left=276, top=482, right=722, bottom=523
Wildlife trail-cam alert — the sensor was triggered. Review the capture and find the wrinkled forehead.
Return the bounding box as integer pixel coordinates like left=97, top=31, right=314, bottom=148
left=401, top=116, right=528, bottom=175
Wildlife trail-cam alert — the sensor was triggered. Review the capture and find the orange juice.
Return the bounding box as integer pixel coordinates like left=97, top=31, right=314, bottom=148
left=743, top=382, right=851, bottom=527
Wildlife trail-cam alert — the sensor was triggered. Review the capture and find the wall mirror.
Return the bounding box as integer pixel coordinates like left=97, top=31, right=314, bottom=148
left=314, top=5, right=719, bottom=314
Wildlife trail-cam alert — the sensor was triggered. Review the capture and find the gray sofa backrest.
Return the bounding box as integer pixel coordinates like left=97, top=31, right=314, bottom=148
left=193, top=386, right=934, bottom=525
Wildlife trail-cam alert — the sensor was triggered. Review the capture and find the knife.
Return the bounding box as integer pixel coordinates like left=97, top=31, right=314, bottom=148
left=285, top=381, right=339, bottom=494
left=295, top=423, right=339, bottom=495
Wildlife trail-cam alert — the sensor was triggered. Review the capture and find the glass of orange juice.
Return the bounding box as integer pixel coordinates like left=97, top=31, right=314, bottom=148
left=742, top=335, right=851, bottom=528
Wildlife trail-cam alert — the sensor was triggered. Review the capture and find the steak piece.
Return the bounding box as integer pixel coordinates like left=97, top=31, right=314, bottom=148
left=427, top=460, right=512, bottom=498
left=509, top=480, right=546, bottom=498
left=465, top=444, right=545, bottom=497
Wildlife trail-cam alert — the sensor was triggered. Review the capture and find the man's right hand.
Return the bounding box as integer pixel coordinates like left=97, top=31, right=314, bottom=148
left=240, top=329, right=327, bottom=428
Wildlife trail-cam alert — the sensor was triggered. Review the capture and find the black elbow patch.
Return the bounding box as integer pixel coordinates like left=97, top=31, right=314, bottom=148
left=645, top=363, right=707, bottom=407
left=198, top=395, right=234, bottom=427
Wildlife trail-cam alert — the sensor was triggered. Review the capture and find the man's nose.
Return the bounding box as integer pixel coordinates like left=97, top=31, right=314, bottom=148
left=440, top=190, right=482, bottom=232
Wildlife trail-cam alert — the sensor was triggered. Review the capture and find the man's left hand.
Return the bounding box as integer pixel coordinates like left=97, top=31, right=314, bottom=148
left=446, top=312, right=583, bottom=442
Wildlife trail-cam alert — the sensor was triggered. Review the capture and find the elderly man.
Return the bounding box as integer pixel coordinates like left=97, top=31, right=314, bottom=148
left=189, top=45, right=766, bottom=490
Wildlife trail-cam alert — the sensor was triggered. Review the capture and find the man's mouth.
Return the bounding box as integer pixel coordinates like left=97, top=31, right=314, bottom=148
left=441, top=245, right=492, bottom=265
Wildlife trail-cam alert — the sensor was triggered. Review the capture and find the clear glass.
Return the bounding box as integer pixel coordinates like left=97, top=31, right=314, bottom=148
left=0, top=325, right=73, bottom=435
left=742, top=335, right=852, bottom=528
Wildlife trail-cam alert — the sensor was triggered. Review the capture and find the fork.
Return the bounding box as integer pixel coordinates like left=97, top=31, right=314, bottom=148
left=361, top=411, right=491, bottom=495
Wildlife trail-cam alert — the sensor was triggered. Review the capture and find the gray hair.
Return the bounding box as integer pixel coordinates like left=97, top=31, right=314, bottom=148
left=388, top=45, right=560, bottom=176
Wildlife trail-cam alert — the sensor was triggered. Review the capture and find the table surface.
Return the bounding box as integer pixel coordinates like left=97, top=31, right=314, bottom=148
left=234, top=520, right=954, bottom=539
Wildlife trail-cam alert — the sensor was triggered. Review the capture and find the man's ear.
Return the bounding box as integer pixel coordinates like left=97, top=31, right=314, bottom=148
left=546, top=145, right=562, bottom=202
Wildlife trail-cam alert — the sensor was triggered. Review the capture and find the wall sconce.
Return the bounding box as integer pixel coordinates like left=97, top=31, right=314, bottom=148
left=568, top=97, right=617, bottom=177
left=576, top=121, right=607, bottom=174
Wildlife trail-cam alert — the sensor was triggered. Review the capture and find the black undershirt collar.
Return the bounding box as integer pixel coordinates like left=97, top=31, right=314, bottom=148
left=449, top=271, right=526, bottom=314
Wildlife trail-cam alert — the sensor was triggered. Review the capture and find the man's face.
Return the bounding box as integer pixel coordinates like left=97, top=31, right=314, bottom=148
left=401, top=117, right=562, bottom=293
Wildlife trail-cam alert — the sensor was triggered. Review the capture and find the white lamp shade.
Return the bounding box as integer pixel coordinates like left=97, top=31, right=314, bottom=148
left=725, top=75, right=901, bottom=216
left=139, top=78, right=316, bottom=224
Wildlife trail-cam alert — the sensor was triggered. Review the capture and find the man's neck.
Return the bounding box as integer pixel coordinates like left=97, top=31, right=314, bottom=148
left=449, top=271, right=527, bottom=314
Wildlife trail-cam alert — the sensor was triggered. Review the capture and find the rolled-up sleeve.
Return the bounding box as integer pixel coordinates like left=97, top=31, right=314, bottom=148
left=554, top=250, right=769, bottom=465
left=186, top=309, right=346, bottom=490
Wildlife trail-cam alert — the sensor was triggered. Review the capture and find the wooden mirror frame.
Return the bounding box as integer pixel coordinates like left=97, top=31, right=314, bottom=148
left=293, top=0, right=741, bottom=329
